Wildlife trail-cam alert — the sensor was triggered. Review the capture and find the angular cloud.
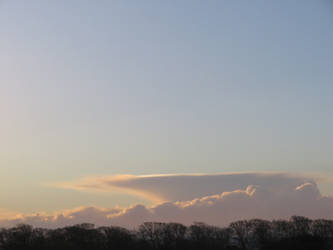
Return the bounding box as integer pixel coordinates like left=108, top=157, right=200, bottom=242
left=1, top=173, right=333, bottom=228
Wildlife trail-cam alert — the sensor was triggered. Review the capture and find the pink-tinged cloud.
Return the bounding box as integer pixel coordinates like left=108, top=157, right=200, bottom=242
left=54, top=173, right=316, bottom=203
left=0, top=209, right=21, bottom=221
left=1, top=173, right=333, bottom=228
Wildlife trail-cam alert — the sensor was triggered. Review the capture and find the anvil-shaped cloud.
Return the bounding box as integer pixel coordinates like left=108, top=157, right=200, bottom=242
left=57, top=173, right=316, bottom=203
left=1, top=173, right=332, bottom=228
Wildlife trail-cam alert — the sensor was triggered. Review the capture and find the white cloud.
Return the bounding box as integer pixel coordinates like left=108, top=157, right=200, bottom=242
left=1, top=173, right=333, bottom=228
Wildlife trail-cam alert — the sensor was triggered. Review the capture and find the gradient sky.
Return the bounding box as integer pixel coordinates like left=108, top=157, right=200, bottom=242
left=0, top=1, right=333, bottom=215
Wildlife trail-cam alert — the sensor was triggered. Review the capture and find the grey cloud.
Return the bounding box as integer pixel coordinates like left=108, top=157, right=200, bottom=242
left=57, top=172, right=315, bottom=203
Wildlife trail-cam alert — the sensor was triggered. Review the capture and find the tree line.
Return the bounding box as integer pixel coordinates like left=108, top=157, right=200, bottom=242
left=0, top=216, right=333, bottom=250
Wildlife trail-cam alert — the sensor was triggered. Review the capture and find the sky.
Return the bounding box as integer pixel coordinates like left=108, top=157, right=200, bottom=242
left=0, top=1, right=333, bottom=227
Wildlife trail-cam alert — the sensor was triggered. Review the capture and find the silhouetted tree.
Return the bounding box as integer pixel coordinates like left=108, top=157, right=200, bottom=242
left=271, top=219, right=293, bottom=240
left=290, top=216, right=312, bottom=237
left=247, top=219, right=272, bottom=249
left=98, top=226, right=135, bottom=250
left=188, top=222, right=231, bottom=250
left=311, top=219, right=333, bottom=239
left=159, top=223, right=187, bottom=250
left=1, top=224, right=35, bottom=250
left=229, top=220, right=251, bottom=250
left=1, top=216, right=333, bottom=250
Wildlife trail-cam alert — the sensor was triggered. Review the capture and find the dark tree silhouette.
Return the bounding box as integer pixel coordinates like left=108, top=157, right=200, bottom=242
left=188, top=222, right=231, bottom=250
left=229, top=220, right=251, bottom=250
left=0, top=216, right=333, bottom=250
left=99, top=226, right=135, bottom=250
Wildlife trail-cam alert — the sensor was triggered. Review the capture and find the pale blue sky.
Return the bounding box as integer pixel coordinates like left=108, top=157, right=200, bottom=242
left=0, top=1, right=332, bottom=213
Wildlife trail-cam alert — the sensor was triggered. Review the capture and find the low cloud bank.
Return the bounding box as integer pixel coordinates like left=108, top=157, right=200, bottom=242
left=1, top=173, right=333, bottom=228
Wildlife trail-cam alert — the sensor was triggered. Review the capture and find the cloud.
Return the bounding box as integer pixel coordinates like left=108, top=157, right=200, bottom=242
left=0, top=209, right=20, bottom=220
left=54, top=172, right=316, bottom=203
left=1, top=173, right=333, bottom=228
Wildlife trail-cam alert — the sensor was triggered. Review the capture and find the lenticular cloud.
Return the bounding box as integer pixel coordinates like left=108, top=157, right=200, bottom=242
left=1, top=173, right=332, bottom=228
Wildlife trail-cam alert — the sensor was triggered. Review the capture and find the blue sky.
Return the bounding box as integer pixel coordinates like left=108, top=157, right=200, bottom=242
left=0, top=1, right=332, bottom=215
